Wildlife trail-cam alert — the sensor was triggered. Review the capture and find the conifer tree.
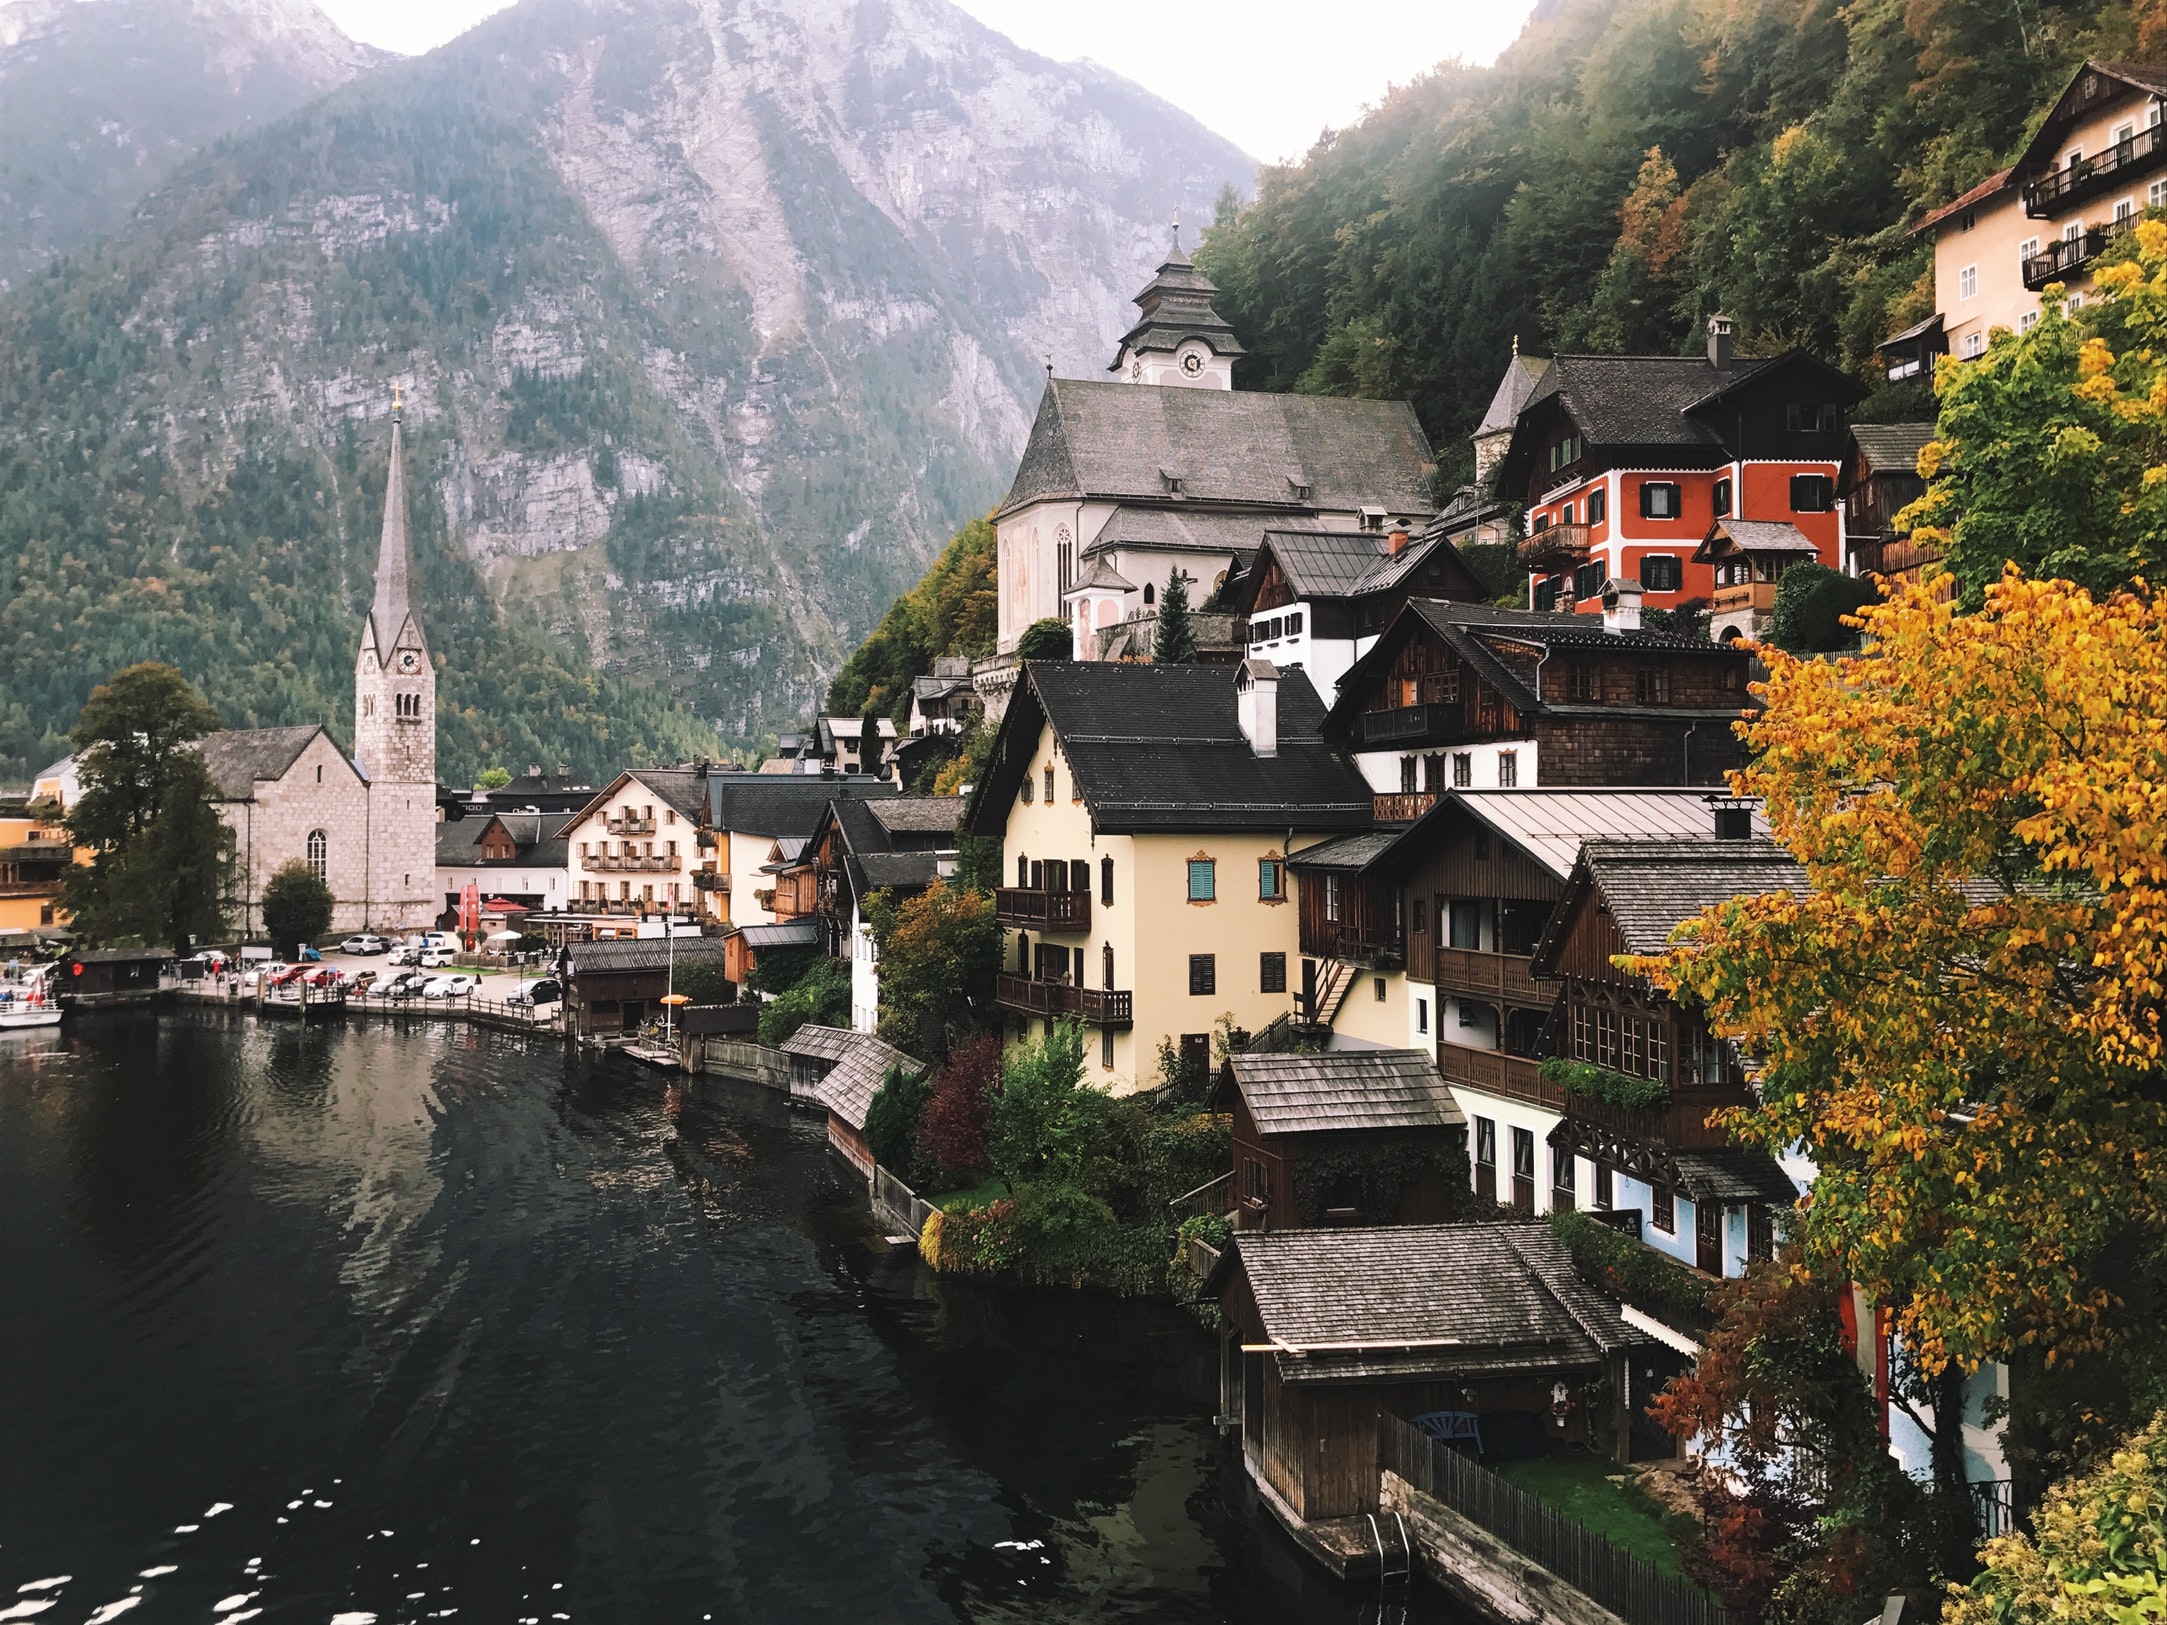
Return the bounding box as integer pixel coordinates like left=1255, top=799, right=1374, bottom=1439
left=1154, top=570, right=1199, bottom=665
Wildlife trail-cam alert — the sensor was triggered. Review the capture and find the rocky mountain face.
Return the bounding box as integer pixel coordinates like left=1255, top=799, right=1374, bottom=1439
left=0, top=0, right=382, bottom=288
left=0, top=0, right=1252, bottom=780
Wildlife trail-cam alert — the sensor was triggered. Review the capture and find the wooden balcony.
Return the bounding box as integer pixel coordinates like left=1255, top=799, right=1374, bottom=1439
left=1352, top=704, right=1454, bottom=750
left=1710, top=581, right=1778, bottom=617
left=691, top=870, right=729, bottom=893
left=1436, top=1040, right=1558, bottom=1108
left=2025, top=122, right=2167, bottom=216
left=1305, top=922, right=1405, bottom=969
left=994, top=887, right=1091, bottom=932
left=1373, top=792, right=1437, bottom=823
left=1519, top=522, right=1594, bottom=571
left=995, top=972, right=1133, bottom=1027
left=581, top=854, right=679, bottom=873
left=606, top=816, right=656, bottom=835
left=1428, top=946, right=1552, bottom=1006
left=2022, top=220, right=2130, bottom=291
left=1437, top=1040, right=1747, bottom=1150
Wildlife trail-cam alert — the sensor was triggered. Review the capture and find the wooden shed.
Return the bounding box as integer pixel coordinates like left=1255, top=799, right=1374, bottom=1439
left=779, top=1023, right=925, bottom=1176
left=1210, top=1049, right=1468, bottom=1231
left=53, top=947, right=169, bottom=1008
left=561, top=936, right=729, bottom=1035
left=1208, top=1222, right=1650, bottom=1539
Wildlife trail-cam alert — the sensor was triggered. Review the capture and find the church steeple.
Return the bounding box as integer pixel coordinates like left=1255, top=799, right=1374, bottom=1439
left=1110, top=210, right=1243, bottom=389
left=367, top=387, right=422, bottom=663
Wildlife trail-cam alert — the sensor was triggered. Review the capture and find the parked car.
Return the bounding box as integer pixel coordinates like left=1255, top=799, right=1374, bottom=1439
left=419, top=948, right=457, bottom=969
left=380, top=971, right=429, bottom=999
left=297, top=945, right=323, bottom=962
left=302, top=966, right=342, bottom=987
left=423, top=974, right=477, bottom=1000
left=418, top=931, right=457, bottom=952
left=240, top=961, right=289, bottom=991
left=505, top=978, right=562, bottom=1007
left=181, top=951, right=228, bottom=976
left=387, top=945, right=421, bottom=967
left=271, top=964, right=312, bottom=988
left=341, top=934, right=391, bottom=956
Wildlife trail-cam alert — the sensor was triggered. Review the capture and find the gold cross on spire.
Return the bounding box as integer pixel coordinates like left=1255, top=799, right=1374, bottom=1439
left=392, top=383, right=404, bottom=419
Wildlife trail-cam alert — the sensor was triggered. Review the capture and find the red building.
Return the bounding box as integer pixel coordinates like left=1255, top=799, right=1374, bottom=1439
left=1498, top=318, right=1869, bottom=617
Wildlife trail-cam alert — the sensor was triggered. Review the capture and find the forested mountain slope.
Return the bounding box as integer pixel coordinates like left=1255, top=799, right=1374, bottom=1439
left=1194, top=0, right=2159, bottom=475
left=0, top=0, right=1251, bottom=783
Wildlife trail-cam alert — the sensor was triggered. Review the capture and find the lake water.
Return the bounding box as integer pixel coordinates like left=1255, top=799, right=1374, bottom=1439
left=0, top=1014, right=1463, bottom=1624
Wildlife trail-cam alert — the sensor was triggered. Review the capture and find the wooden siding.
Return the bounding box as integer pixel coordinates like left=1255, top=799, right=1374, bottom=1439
left=1295, top=870, right=1404, bottom=964
left=1530, top=711, right=1746, bottom=787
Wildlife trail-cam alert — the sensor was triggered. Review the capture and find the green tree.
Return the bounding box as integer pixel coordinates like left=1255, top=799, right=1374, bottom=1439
left=1153, top=570, right=1198, bottom=665
left=824, top=515, right=998, bottom=719
left=63, top=662, right=232, bottom=951
left=986, top=1020, right=1105, bottom=1183
left=1945, top=1409, right=2167, bottom=1624
left=261, top=860, right=334, bottom=957
left=475, top=766, right=511, bottom=790
left=863, top=1064, right=934, bottom=1186
left=755, top=957, right=850, bottom=1046
left=1764, top=561, right=1877, bottom=654
left=1013, top=618, right=1073, bottom=662
left=864, top=878, right=1000, bottom=1056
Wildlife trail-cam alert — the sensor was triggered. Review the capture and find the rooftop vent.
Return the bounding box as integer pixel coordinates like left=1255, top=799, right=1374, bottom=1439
left=1237, top=659, right=1279, bottom=758
left=1708, top=313, right=1735, bottom=369
left=1710, top=797, right=1754, bottom=840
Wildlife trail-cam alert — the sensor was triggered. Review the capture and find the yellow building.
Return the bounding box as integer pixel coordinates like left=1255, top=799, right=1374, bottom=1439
left=1889, top=60, right=2167, bottom=377
left=0, top=768, right=83, bottom=933
left=962, top=659, right=1375, bottom=1093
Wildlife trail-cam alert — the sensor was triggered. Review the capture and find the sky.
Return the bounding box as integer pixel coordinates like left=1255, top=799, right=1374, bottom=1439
left=301, top=0, right=1540, bottom=165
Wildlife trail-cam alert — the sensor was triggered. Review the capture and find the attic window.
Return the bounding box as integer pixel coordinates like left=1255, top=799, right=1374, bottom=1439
left=1160, top=468, right=1185, bottom=494
left=1548, top=434, right=1583, bottom=472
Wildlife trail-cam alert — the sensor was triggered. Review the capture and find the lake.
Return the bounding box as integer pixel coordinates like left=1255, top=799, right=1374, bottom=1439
left=0, top=1014, right=1463, bottom=1624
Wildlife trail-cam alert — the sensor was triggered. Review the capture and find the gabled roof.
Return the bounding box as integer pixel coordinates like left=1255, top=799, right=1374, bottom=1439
left=2008, top=61, right=2167, bottom=186
left=866, top=797, right=966, bottom=836
left=1216, top=1050, right=1464, bottom=1135
left=1003, top=379, right=1437, bottom=516
left=1210, top=1222, right=1649, bottom=1384
left=1847, top=422, right=1934, bottom=477
left=563, top=767, right=710, bottom=830
left=1283, top=829, right=1403, bottom=872
left=1432, top=790, right=1767, bottom=880
left=1324, top=599, right=1747, bottom=735
left=196, top=726, right=339, bottom=801
left=1068, top=555, right=1138, bottom=594
left=1082, top=505, right=1324, bottom=565
left=436, top=811, right=576, bottom=868
left=780, top=1025, right=927, bottom=1133
left=736, top=921, right=820, bottom=950
left=562, top=937, right=731, bottom=974
left=851, top=851, right=944, bottom=892
left=1241, top=526, right=1487, bottom=609
left=1531, top=837, right=1807, bottom=971
left=1694, top=519, right=1820, bottom=562
left=1911, top=167, right=2016, bottom=235
left=963, top=661, right=1373, bottom=837
left=778, top=1023, right=856, bottom=1064
left=706, top=774, right=898, bottom=838
left=1670, top=1148, right=1800, bottom=1206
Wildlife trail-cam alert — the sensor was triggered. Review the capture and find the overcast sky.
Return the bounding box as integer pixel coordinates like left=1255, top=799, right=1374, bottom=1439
left=299, top=0, right=1538, bottom=165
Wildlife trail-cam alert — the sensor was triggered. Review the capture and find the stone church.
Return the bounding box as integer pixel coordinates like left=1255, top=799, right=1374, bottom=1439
left=206, top=404, right=439, bottom=937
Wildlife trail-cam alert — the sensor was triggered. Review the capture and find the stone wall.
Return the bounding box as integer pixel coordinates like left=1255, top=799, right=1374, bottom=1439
left=219, top=731, right=372, bottom=936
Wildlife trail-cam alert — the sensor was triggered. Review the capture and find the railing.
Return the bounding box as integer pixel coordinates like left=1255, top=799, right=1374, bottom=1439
left=581, top=854, right=679, bottom=873
left=1353, top=705, right=1451, bottom=748
left=607, top=816, right=656, bottom=834
left=1519, top=522, right=1595, bottom=571
left=1436, top=1040, right=1554, bottom=1104
left=1373, top=792, right=1437, bottom=823
left=994, top=887, right=1092, bottom=931
left=995, top=972, right=1134, bottom=1027
left=872, top=1165, right=936, bottom=1238
left=691, top=870, right=729, bottom=892
left=2025, top=122, right=2167, bottom=215
left=2022, top=219, right=2130, bottom=290
left=1380, top=1415, right=1730, bottom=1625
left=1972, top=1479, right=2016, bottom=1540
left=1306, top=923, right=1404, bottom=968
left=1428, top=946, right=1552, bottom=1006
left=1434, top=1042, right=1741, bottom=1147
left=1166, top=1170, right=1233, bottom=1223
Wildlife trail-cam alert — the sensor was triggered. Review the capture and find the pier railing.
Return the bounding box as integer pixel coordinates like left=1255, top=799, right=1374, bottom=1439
left=1380, top=1414, right=1733, bottom=1625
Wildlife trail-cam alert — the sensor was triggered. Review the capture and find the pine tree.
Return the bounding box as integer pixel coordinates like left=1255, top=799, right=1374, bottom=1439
left=1154, top=570, right=1199, bottom=665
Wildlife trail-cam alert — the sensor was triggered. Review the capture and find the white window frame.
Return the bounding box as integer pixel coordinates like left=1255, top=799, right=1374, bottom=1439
left=1957, top=264, right=1978, bottom=301
left=2018, top=310, right=2040, bottom=333
left=2117, top=196, right=2136, bottom=223
left=1960, top=331, right=1986, bottom=359
left=2151, top=179, right=2167, bottom=209
left=2019, top=235, right=2039, bottom=264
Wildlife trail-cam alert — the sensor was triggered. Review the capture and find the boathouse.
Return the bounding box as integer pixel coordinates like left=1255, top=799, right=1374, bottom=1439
left=779, top=1023, right=926, bottom=1175
left=561, top=936, right=730, bottom=1035
left=53, top=947, right=170, bottom=1008
left=1211, top=1050, right=1468, bottom=1231
left=1207, top=1222, right=1652, bottom=1542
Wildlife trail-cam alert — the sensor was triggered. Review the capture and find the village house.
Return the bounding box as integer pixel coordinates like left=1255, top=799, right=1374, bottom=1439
left=1211, top=1050, right=1466, bottom=1232
left=703, top=775, right=899, bottom=932
left=560, top=768, right=712, bottom=927
left=1321, top=598, right=1756, bottom=803
left=1882, top=60, right=2167, bottom=378
left=480, top=765, right=598, bottom=814
left=778, top=1023, right=927, bottom=1177
left=998, top=231, right=1436, bottom=658
left=434, top=810, right=573, bottom=926
left=1495, top=322, right=1866, bottom=618
left=961, top=658, right=1372, bottom=1093
left=1207, top=1223, right=1656, bottom=1544
left=559, top=934, right=729, bottom=1036
left=1841, top=421, right=1938, bottom=589
left=1693, top=519, right=1826, bottom=644
left=0, top=780, right=81, bottom=933
left=788, top=796, right=963, bottom=1032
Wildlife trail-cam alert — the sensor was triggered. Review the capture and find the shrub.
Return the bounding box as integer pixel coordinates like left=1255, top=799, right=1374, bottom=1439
left=1538, top=1056, right=1671, bottom=1111
left=1764, top=561, right=1876, bottom=655
left=1014, top=618, right=1073, bottom=661
left=1549, top=1208, right=1715, bottom=1330
left=913, top=1034, right=1000, bottom=1184
left=262, top=860, right=333, bottom=958
left=864, top=1064, right=933, bottom=1187
left=986, top=1020, right=1101, bottom=1182
left=756, top=957, right=849, bottom=1045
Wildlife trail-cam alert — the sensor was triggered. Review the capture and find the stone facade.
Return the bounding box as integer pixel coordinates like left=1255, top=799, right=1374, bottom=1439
left=215, top=729, right=373, bottom=936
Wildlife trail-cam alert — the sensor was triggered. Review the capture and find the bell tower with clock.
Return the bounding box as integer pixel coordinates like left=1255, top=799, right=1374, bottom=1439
left=1108, top=214, right=1242, bottom=390
left=353, top=391, right=438, bottom=928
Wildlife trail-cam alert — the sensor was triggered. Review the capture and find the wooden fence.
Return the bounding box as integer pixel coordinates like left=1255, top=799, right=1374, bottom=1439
left=1379, top=1414, right=1733, bottom=1625
left=871, top=1165, right=935, bottom=1239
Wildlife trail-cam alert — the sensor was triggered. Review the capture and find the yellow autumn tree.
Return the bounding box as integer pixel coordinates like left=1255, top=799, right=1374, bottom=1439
left=1650, top=571, right=2167, bottom=1375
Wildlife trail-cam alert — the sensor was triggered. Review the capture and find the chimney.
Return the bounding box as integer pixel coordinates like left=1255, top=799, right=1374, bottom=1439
left=555, top=764, right=571, bottom=779
left=1387, top=527, right=1410, bottom=555
left=1707, top=313, right=1735, bottom=370
left=1601, top=576, right=1643, bottom=633
left=1237, top=659, right=1279, bottom=758
left=527, top=763, right=542, bottom=777
left=1711, top=799, right=1754, bottom=840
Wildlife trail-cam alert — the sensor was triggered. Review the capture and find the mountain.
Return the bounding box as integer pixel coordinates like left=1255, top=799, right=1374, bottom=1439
left=0, top=0, right=383, bottom=288
left=1191, top=0, right=2153, bottom=473
left=0, top=0, right=1253, bottom=783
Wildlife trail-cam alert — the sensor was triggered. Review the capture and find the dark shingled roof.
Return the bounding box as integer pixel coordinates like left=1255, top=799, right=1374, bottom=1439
left=1695, top=519, right=1820, bottom=562
left=779, top=1024, right=855, bottom=1064
left=1213, top=1222, right=1649, bottom=1384
left=778, top=1026, right=926, bottom=1132
left=1003, top=379, right=1436, bottom=515
left=1082, top=506, right=1325, bottom=567
left=1671, top=1148, right=1801, bottom=1206
left=1849, top=422, right=1934, bottom=476
left=736, top=921, right=820, bottom=950
left=1477, top=353, right=1552, bottom=438
left=197, top=726, right=333, bottom=800
left=1109, top=243, right=1248, bottom=365
left=1219, top=1050, right=1464, bottom=1136
left=1285, top=830, right=1403, bottom=872
left=707, top=775, right=898, bottom=838
left=562, top=937, right=730, bottom=975
left=867, top=798, right=966, bottom=836
left=967, top=662, right=1372, bottom=836
left=851, top=851, right=943, bottom=891
left=1532, top=837, right=1807, bottom=970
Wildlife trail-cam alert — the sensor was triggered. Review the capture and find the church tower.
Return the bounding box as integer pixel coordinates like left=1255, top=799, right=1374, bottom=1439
left=354, top=393, right=438, bottom=928
left=1109, top=217, right=1242, bottom=389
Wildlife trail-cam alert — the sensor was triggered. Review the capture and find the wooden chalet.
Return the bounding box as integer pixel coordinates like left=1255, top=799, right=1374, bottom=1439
left=1322, top=599, right=1754, bottom=809
left=720, top=919, right=819, bottom=985
left=1841, top=422, right=1939, bottom=590
left=561, top=935, right=730, bottom=1035
left=779, top=1023, right=926, bottom=1175
left=1529, top=837, right=1805, bottom=1274
left=1211, top=1050, right=1467, bottom=1231
left=1208, top=1223, right=1653, bottom=1541
left=1692, top=518, right=1822, bottom=644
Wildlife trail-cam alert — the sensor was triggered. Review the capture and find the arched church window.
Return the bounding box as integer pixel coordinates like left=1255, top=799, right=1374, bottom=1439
left=307, top=829, right=328, bottom=882
left=1144, top=582, right=1156, bottom=606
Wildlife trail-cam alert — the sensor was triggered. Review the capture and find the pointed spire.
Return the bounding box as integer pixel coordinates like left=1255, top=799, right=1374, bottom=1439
left=369, top=393, right=414, bottom=662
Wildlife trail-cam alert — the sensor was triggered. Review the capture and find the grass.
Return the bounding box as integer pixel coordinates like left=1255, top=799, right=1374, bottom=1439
left=1495, top=1453, right=1692, bottom=1578
left=931, top=1177, right=1008, bottom=1212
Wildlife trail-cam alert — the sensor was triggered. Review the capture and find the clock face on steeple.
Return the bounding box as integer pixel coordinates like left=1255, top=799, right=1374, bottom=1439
left=1181, top=351, right=1204, bottom=376
left=399, top=650, right=419, bottom=673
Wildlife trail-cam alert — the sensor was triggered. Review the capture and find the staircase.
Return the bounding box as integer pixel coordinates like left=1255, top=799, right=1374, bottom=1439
left=1297, top=959, right=1360, bottom=1034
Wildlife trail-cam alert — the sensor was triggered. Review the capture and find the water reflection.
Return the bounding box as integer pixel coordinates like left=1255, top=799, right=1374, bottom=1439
left=0, top=1015, right=1463, bottom=1623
